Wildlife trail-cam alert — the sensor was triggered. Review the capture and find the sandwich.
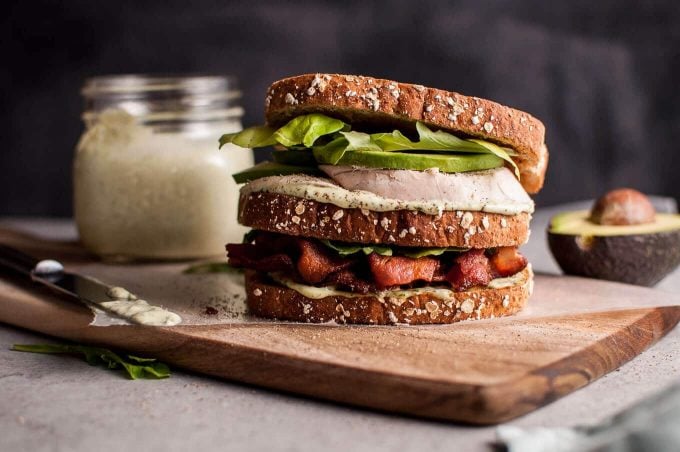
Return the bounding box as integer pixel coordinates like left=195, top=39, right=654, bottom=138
left=220, top=74, right=547, bottom=324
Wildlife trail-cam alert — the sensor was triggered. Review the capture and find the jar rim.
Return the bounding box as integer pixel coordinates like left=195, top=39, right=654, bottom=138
left=82, top=74, right=240, bottom=97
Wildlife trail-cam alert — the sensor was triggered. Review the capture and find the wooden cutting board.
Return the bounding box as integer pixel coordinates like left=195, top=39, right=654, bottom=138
left=1, top=227, right=679, bottom=425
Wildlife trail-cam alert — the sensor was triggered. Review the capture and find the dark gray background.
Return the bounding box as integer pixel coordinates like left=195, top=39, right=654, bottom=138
left=2, top=0, right=679, bottom=216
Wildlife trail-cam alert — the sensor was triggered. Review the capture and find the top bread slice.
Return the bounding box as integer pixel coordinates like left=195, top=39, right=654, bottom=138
left=265, top=73, right=548, bottom=194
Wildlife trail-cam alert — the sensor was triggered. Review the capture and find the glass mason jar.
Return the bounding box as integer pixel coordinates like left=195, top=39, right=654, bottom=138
left=74, top=74, right=253, bottom=261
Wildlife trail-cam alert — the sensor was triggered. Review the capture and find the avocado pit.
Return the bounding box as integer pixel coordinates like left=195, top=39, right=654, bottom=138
left=589, top=188, right=656, bottom=226
left=548, top=188, right=680, bottom=286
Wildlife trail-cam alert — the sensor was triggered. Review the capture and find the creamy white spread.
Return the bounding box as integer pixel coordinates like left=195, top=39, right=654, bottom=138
left=270, top=267, right=529, bottom=302
left=99, top=299, right=182, bottom=326
left=100, top=286, right=182, bottom=326
left=241, top=167, right=533, bottom=215
left=74, top=109, right=253, bottom=260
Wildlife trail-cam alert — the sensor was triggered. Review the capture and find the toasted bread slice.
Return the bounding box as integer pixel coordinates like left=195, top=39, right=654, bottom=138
left=244, top=266, right=532, bottom=325
left=239, top=191, right=530, bottom=248
left=265, top=73, right=547, bottom=193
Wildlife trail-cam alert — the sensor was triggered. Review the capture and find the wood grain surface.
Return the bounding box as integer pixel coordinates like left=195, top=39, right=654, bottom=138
left=0, top=228, right=678, bottom=424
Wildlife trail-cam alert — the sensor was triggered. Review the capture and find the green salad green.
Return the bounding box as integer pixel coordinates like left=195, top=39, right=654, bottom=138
left=320, top=240, right=468, bottom=259
left=12, top=344, right=170, bottom=379
left=220, top=113, right=519, bottom=182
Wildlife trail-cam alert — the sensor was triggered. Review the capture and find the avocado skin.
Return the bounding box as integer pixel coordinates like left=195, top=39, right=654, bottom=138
left=548, top=230, right=680, bottom=286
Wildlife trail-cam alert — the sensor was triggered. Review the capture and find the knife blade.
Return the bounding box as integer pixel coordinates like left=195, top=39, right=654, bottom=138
left=0, top=244, right=181, bottom=326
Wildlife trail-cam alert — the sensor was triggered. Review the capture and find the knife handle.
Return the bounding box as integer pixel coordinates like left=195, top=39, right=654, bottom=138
left=0, top=245, right=62, bottom=278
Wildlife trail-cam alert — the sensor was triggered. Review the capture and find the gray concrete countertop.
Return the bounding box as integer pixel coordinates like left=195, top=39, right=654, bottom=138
left=1, top=203, right=679, bottom=452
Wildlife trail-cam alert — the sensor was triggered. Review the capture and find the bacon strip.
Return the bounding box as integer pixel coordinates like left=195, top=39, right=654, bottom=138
left=226, top=243, right=294, bottom=273
left=367, top=254, right=440, bottom=289
left=227, top=232, right=528, bottom=293
left=489, top=246, right=528, bottom=277
left=296, top=240, right=353, bottom=284
left=446, top=249, right=493, bottom=291
left=324, top=269, right=374, bottom=294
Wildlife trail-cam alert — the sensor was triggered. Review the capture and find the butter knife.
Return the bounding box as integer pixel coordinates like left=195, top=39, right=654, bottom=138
left=0, top=244, right=181, bottom=326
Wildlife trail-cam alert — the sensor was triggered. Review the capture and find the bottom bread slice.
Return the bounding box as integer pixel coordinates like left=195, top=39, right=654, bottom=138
left=244, top=266, right=533, bottom=325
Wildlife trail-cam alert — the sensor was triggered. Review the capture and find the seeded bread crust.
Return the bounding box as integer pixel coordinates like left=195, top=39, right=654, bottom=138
left=244, top=267, right=532, bottom=325
left=239, top=192, right=530, bottom=248
left=265, top=73, right=547, bottom=193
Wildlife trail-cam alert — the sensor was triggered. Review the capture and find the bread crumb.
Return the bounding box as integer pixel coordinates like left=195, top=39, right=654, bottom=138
left=461, top=299, right=474, bottom=314
left=310, top=74, right=328, bottom=92
left=461, top=212, right=474, bottom=228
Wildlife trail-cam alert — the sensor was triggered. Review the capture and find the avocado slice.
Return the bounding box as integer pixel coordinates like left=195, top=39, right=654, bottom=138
left=314, top=149, right=504, bottom=173
left=232, top=161, right=322, bottom=184
left=548, top=210, right=680, bottom=286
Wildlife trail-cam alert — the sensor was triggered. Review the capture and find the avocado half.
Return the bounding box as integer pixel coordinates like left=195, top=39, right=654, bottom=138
left=548, top=210, right=680, bottom=286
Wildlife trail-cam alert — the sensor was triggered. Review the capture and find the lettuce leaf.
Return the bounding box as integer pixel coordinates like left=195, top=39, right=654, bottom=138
left=320, top=240, right=468, bottom=258
left=400, top=247, right=467, bottom=258
left=219, top=125, right=277, bottom=149
left=273, top=114, right=347, bottom=147
left=468, top=139, right=520, bottom=178
left=341, top=131, right=383, bottom=152
left=312, top=136, right=351, bottom=165
left=321, top=240, right=393, bottom=256
left=312, top=131, right=383, bottom=164
left=220, top=113, right=520, bottom=179
left=370, top=122, right=519, bottom=177
left=368, top=123, right=486, bottom=153
left=12, top=344, right=170, bottom=379
left=219, top=114, right=345, bottom=149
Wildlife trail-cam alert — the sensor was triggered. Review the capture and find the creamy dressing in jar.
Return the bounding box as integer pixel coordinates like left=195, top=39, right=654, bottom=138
left=74, top=75, right=253, bottom=261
